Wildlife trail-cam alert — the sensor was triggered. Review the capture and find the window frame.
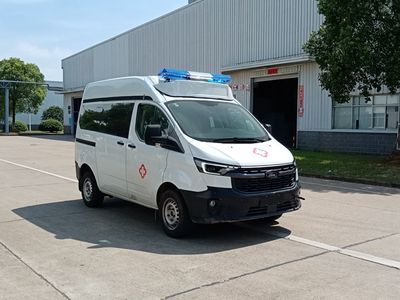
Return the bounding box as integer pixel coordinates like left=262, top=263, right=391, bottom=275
left=78, top=100, right=135, bottom=138
left=135, top=102, right=171, bottom=142
left=332, top=94, right=400, bottom=131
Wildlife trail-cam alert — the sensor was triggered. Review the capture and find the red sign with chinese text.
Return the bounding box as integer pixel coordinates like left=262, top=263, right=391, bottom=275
left=267, top=68, right=279, bottom=75
left=298, top=85, right=304, bottom=117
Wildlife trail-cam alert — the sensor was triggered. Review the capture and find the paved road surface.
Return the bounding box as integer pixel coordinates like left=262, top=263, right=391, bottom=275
left=0, top=136, right=399, bottom=299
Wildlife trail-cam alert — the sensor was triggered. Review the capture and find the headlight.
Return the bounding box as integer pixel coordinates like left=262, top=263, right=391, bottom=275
left=194, top=158, right=239, bottom=176
left=293, top=160, right=299, bottom=181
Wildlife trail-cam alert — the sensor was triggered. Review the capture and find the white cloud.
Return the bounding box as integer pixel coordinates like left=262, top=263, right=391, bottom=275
left=1, top=41, right=72, bottom=81
left=48, top=19, right=108, bottom=31
left=16, top=42, right=71, bottom=59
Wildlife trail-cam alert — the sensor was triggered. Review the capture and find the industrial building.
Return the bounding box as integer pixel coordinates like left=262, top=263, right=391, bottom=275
left=62, top=0, right=400, bottom=154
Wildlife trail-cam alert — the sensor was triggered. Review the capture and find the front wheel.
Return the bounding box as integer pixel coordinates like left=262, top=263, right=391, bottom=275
left=159, top=189, right=193, bottom=238
left=81, top=172, right=104, bottom=208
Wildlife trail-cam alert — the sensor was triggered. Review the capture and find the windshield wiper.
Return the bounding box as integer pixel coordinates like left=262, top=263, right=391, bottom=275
left=211, top=137, right=268, bottom=143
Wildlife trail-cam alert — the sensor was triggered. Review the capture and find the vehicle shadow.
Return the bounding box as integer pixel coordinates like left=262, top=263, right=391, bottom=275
left=23, top=134, right=75, bottom=142
left=13, top=198, right=291, bottom=255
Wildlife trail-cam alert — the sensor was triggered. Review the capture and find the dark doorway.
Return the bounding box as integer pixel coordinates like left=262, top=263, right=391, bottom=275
left=73, top=98, right=82, bottom=136
left=252, top=78, right=298, bottom=148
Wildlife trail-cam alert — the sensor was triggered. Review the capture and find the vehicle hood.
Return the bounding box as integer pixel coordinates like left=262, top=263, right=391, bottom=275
left=187, top=138, right=294, bottom=167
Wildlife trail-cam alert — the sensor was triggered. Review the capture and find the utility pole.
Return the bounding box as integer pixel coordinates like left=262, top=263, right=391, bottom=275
left=5, top=86, right=9, bottom=133
left=0, top=80, right=11, bottom=133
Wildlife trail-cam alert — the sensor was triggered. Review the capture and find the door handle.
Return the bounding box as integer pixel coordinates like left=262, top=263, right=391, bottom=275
left=117, top=141, right=124, bottom=146
left=128, top=143, right=136, bottom=149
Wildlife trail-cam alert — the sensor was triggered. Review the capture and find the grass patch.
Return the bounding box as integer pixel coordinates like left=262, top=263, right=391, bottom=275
left=292, top=150, right=400, bottom=187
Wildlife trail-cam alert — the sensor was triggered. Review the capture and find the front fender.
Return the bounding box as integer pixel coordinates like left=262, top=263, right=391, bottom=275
left=163, top=152, right=207, bottom=192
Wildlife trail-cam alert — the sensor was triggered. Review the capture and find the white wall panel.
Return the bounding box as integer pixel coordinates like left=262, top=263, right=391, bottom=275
left=298, top=62, right=331, bottom=130
left=62, top=0, right=323, bottom=91
left=93, top=35, right=129, bottom=81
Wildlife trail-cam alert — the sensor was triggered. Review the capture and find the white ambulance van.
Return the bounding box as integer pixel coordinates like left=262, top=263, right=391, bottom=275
left=75, top=69, right=302, bottom=237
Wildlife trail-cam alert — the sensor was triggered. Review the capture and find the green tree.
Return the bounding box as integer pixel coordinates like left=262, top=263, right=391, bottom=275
left=41, top=105, right=63, bottom=123
left=304, top=0, right=400, bottom=103
left=0, top=57, right=46, bottom=125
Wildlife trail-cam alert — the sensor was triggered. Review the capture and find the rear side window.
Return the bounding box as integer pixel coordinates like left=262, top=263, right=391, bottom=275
left=79, top=102, right=135, bottom=138
left=135, top=104, right=170, bottom=141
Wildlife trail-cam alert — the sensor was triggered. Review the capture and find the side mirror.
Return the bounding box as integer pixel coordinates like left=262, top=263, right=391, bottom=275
left=264, top=123, right=272, bottom=134
left=144, top=124, right=185, bottom=153
left=144, top=124, right=162, bottom=145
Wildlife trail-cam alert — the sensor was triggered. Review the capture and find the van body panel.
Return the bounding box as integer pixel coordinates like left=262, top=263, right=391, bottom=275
left=163, top=151, right=208, bottom=193
left=154, top=80, right=234, bottom=100
left=75, top=139, right=98, bottom=187
left=187, top=137, right=294, bottom=168
left=83, top=77, right=158, bottom=101
left=200, top=174, right=233, bottom=189
left=126, top=140, right=168, bottom=208
left=96, top=133, right=128, bottom=198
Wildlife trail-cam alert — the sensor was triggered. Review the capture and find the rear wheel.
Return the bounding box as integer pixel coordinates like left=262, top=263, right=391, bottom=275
left=81, top=172, right=103, bottom=208
left=159, top=189, right=192, bottom=238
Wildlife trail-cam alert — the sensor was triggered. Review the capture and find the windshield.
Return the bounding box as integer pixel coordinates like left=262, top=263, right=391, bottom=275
left=166, top=100, right=269, bottom=143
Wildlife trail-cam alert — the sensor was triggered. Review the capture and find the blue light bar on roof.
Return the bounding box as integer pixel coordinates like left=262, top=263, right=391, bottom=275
left=159, top=68, right=231, bottom=84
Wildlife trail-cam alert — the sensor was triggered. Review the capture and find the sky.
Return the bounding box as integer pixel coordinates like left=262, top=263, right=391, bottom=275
left=0, top=0, right=187, bottom=81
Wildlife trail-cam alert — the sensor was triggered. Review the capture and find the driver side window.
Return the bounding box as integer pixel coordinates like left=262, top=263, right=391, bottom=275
left=135, top=104, right=170, bottom=141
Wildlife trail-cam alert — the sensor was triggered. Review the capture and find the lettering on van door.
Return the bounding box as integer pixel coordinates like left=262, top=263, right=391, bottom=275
left=139, top=164, right=147, bottom=179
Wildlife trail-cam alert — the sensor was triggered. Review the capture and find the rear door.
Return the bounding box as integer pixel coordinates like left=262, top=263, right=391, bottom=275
left=126, top=102, right=170, bottom=208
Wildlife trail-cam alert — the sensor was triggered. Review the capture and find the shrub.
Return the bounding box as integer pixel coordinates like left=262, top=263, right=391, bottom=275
left=41, top=106, right=63, bottom=123
left=12, top=120, right=28, bottom=133
left=39, top=119, right=63, bottom=132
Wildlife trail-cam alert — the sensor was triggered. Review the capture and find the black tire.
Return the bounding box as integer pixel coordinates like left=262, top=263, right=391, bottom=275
left=81, top=171, right=104, bottom=208
left=159, top=189, right=193, bottom=238
left=263, top=214, right=282, bottom=223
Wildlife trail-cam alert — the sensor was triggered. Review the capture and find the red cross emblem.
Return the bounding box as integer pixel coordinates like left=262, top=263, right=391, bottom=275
left=253, top=148, right=268, bottom=158
left=139, top=164, right=147, bottom=179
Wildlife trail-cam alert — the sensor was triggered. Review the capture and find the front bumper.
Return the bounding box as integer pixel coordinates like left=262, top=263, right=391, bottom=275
left=180, top=183, right=301, bottom=224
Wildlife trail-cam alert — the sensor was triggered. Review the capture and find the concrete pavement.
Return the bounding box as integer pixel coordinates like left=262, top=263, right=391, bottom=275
left=0, top=135, right=399, bottom=299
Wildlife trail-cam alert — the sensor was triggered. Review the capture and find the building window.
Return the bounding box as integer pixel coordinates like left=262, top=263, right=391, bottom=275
left=333, top=95, right=400, bottom=130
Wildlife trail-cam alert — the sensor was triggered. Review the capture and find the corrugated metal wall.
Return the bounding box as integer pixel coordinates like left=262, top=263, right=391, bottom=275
left=299, top=62, right=331, bottom=130
left=62, top=0, right=323, bottom=91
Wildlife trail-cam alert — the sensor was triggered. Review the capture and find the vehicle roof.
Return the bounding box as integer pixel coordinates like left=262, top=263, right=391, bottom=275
left=82, top=76, right=234, bottom=102
left=82, top=76, right=158, bottom=100
left=154, top=80, right=234, bottom=101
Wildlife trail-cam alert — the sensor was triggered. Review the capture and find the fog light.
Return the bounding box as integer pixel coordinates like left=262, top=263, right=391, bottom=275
left=209, top=200, right=216, bottom=207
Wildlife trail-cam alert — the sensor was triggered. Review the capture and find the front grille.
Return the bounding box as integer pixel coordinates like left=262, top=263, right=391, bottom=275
left=247, top=200, right=298, bottom=217
left=277, top=200, right=298, bottom=211
left=232, top=164, right=296, bottom=193
left=247, top=206, right=269, bottom=216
